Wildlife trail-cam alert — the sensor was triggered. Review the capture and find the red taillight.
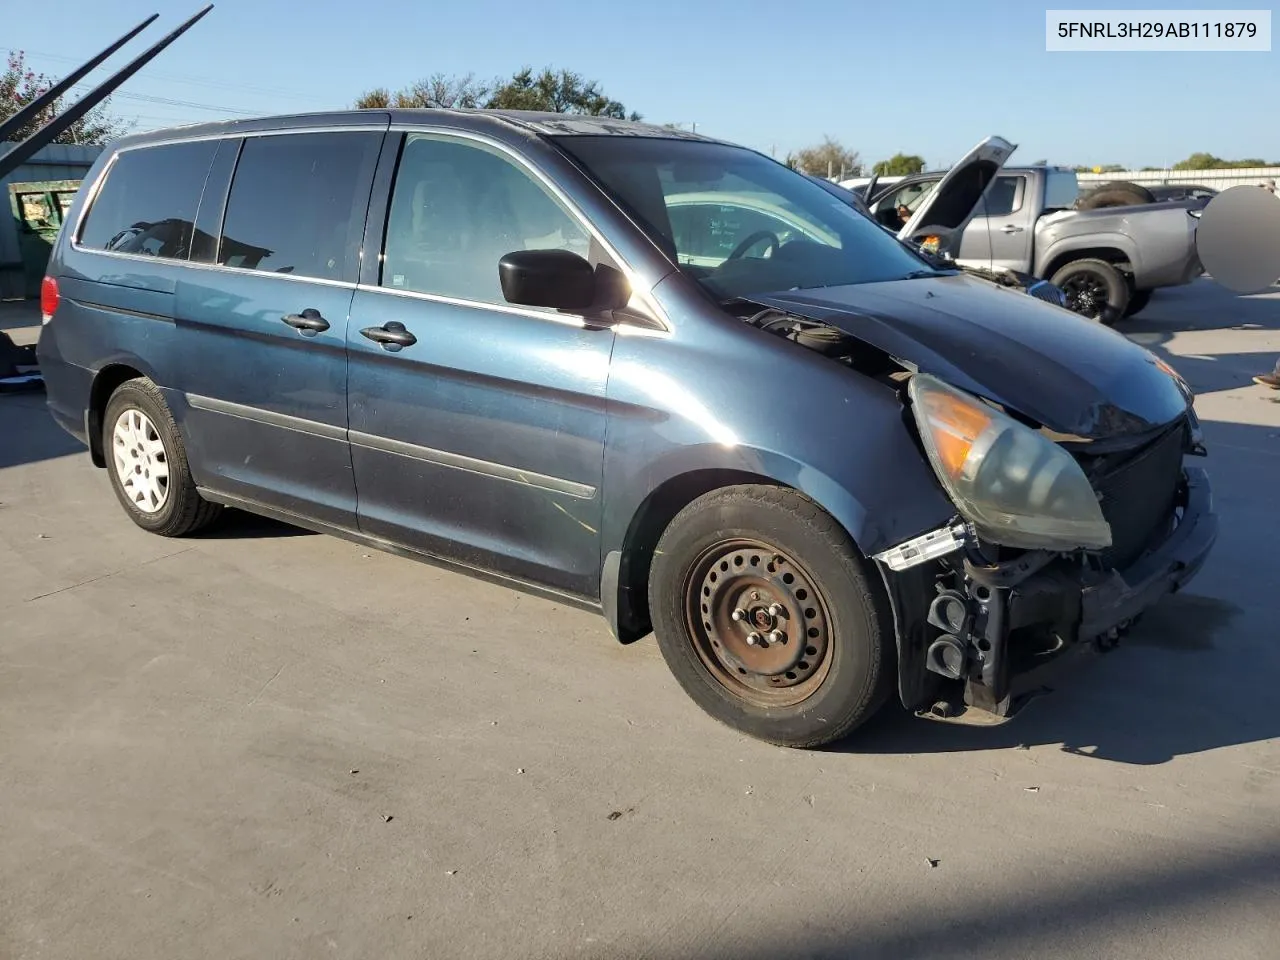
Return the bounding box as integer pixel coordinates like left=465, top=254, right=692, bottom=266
left=40, top=275, right=59, bottom=323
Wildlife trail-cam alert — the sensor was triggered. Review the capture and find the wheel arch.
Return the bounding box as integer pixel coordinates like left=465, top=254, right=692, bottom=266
left=86, top=359, right=157, bottom=467
left=601, top=455, right=876, bottom=645
left=1044, top=244, right=1136, bottom=281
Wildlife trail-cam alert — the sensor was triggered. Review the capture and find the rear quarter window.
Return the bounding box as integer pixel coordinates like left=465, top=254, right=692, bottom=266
left=1044, top=171, right=1080, bottom=210
left=77, top=140, right=218, bottom=260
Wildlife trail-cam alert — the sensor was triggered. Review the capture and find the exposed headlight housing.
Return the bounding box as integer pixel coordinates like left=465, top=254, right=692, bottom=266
left=908, top=374, right=1112, bottom=552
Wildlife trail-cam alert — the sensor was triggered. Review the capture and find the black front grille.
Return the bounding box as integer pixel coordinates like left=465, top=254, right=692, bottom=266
left=1092, top=422, right=1186, bottom=569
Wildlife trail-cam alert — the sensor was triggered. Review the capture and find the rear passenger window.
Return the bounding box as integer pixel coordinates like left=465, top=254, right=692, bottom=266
left=218, top=132, right=381, bottom=282
left=381, top=133, right=591, bottom=305
left=78, top=140, right=217, bottom=259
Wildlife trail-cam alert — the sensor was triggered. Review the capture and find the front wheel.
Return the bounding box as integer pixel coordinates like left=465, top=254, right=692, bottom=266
left=648, top=485, right=893, bottom=748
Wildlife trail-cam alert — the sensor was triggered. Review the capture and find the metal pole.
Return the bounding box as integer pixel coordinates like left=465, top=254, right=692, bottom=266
left=0, top=5, right=214, bottom=181
left=0, top=13, right=159, bottom=144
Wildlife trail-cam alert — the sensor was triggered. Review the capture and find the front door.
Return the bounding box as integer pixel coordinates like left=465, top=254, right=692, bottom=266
left=346, top=131, right=615, bottom=597
left=175, top=127, right=384, bottom=527
left=975, top=175, right=1033, bottom=273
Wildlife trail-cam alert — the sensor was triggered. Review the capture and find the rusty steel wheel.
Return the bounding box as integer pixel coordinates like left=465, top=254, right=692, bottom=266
left=649, top=485, right=893, bottom=748
left=685, top=540, right=832, bottom=707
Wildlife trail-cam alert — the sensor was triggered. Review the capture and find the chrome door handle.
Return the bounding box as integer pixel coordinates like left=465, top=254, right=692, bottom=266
left=1000, top=225, right=1024, bottom=234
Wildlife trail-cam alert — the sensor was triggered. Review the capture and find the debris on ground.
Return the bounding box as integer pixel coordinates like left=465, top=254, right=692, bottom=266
left=926, top=857, right=941, bottom=869
left=381, top=814, right=393, bottom=823
left=1024, top=786, right=1040, bottom=793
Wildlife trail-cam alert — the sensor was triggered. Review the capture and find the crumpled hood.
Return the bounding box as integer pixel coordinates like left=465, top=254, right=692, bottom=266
left=749, top=273, right=1190, bottom=440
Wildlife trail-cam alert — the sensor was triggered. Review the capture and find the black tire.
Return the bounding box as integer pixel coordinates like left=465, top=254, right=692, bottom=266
left=1077, top=181, right=1156, bottom=210
left=648, top=484, right=893, bottom=748
left=1124, top=288, right=1153, bottom=317
left=102, top=377, right=221, bottom=536
left=1050, top=258, right=1131, bottom=325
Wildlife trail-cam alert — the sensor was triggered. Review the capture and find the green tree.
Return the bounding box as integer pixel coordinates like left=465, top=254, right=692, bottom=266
left=872, top=153, right=925, bottom=176
left=354, top=73, right=490, bottom=109
left=1172, top=153, right=1274, bottom=170
left=487, top=67, right=639, bottom=119
left=1, top=50, right=130, bottom=145
left=1173, top=152, right=1223, bottom=170
left=785, top=136, right=860, bottom=178
left=355, top=67, right=639, bottom=119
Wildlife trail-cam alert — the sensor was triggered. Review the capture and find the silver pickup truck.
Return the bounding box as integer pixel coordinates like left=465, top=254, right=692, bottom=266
left=863, top=161, right=1204, bottom=323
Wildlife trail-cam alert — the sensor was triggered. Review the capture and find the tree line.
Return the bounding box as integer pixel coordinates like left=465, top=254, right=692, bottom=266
left=1076, top=154, right=1279, bottom=173
left=354, top=67, right=641, bottom=120
left=11, top=50, right=1273, bottom=177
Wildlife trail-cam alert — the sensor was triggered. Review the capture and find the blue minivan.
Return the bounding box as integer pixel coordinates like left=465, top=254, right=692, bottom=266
left=38, top=110, right=1216, bottom=746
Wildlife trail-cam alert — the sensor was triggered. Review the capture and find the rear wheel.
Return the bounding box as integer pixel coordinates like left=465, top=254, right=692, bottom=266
left=648, top=485, right=892, bottom=748
left=1124, top=288, right=1153, bottom=317
left=1051, top=258, right=1130, bottom=325
left=103, top=377, right=221, bottom=536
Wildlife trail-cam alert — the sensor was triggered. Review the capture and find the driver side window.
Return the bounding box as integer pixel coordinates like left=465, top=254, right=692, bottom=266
left=381, top=133, right=592, bottom=305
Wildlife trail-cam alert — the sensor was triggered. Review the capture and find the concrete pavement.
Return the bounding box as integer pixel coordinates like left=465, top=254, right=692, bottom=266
left=2, top=280, right=1278, bottom=960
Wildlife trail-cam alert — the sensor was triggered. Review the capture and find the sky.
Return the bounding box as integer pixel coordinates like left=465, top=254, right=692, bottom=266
left=12, top=0, right=1279, bottom=171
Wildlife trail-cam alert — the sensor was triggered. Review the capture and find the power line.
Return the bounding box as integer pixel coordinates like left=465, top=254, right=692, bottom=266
left=19, top=47, right=329, bottom=105
left=66, top=83, right=259, bottom=116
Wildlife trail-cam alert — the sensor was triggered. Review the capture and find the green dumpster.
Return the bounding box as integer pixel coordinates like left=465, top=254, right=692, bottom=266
left=8, top=179, right=82, bottom=298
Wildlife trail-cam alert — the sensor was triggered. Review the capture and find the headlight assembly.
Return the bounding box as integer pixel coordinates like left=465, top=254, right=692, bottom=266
left=908, top=374, right=1112, bottom=552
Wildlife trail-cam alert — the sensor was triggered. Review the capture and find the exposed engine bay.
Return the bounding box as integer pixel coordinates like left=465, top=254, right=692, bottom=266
left=734, top=303, right=904, bottom=382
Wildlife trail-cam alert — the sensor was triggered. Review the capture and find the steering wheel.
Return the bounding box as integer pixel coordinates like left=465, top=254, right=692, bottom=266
left=726, top=230, right=780, bottom=261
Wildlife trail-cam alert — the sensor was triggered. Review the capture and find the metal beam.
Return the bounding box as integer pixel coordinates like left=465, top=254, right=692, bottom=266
left=0, top=5, right=214, bottom=181
left=0, top=13, right=159, bottom=144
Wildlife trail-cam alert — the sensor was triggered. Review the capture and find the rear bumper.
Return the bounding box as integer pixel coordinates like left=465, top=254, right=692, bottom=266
left=35, top=346, right=93, bottom=449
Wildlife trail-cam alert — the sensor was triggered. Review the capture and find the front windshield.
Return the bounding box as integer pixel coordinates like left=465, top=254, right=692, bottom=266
left=552, top=136, right=939, bottom=301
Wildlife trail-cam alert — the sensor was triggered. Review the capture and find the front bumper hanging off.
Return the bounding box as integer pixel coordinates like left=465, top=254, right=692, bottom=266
left=878, top=467, right=1217, bottom=723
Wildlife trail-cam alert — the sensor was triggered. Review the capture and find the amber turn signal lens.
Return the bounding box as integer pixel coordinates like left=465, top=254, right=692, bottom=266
left=915, top=388, right=993, bottom=479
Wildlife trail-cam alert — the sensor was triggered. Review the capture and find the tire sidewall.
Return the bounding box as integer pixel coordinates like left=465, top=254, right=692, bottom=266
left=103, top=381, right=186, bottom=533
left=649, top=491, right=888, bottom=746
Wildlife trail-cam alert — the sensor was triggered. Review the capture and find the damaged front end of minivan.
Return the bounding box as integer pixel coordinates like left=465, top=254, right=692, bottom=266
left=872, top=374, right=1216, bottom=723
left=728, top=288, right=1217, bottom=724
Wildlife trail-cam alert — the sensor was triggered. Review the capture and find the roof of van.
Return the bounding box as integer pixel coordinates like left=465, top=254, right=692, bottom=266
left=108, top=109, right=723, bottom=151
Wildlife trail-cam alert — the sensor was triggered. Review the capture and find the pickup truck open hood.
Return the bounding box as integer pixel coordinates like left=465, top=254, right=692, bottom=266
left=747, top=273, right=1191, bottom=441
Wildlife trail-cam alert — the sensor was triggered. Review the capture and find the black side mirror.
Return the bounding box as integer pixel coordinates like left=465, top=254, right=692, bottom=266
left=499, top=249, right=597, bottom=311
